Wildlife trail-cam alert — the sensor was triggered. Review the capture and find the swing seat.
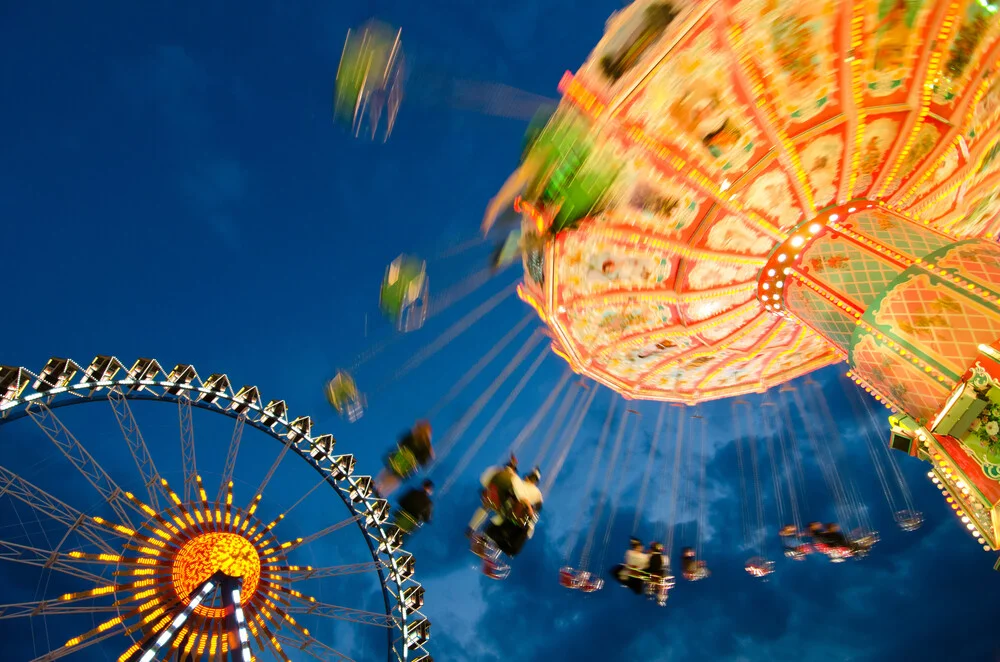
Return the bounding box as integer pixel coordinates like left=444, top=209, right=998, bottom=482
left=778, top=524, right=800, bottom=538
left=393, top=510, right=421, bottom=535
left=744, top=557, right=775, bottom=578
left=481, top=485, right=533, bottom=527
left=469, top=533, right=492, bottom=560
left=386, top=447, right=419, bottom=480
left=783, top=545, right=810, bottom=560
left=334, top=21, right=404, bottom=141
left=645, top=575, right=674, bottom=606
left=380, top=255, right=428, bottom=332
left=325, top=372, right=366, bottom=422
left=683, top=565, right=710, bottom=581
left=481, top=484, right=503, bottom=512
left=482, top=556, right=510, bottom=580
left=895, top=510, right=923, bottom=532
left=578, top=572, right=604, bottom=593
left=558, top=567, right=581, bottom=589
left=471, top=532, right=510, bottom=579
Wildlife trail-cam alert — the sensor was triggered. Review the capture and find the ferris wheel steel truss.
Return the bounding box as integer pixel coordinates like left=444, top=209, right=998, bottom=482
left=0, top=356, right=432, bottom=662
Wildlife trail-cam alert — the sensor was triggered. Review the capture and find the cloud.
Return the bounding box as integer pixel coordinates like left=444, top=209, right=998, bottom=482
left=181, top=157, right=248, bottom=247
left=113, top=44, right=248, bottom=247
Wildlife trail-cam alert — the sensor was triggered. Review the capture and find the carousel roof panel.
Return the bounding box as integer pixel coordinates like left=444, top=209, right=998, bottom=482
left=514, top=0, right=1000, bottom=403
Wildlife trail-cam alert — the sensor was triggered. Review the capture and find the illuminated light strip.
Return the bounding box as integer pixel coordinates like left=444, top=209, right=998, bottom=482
left=619, top=122, right=789, bottom=241
left=553, top=73, right=789, bottom=241
left=926, top=451, right=996, bottom=548
left=828, top=218, right=1000, bottom=302
left=726, top=23, right=815, bottom=212
left=787, top=269, right=957, bottom=385
left=872, top=197, right=960, bottom=236
left=905, top=258, right=1000, bottom=304
left=759, top=345, right=844, bottom=388
left=845, top=369, right=902, bottom=413
left=664, top=313, right=775, bottom=370
left=760, top=325, right=809, bottom=379
left=775, top=294, right=851, bottom=360
left=695, top=320, right=790, bottom=390
left=826, top=220, right=916, bottom=265
left=874, top=2, right=961, bottom=199
left=627, top=350, right=840, bottom=403
left=893, top=82, right=991, bottom=208
left=559, top=72, right=606, bottom=118
left=594, top=298, right=767, bottom=359
left=595, top=219, right=768, bottom=266
left=600, top=0, right=716, bottom=119
left=787, top=268, right=865, bottom=315
left=566, top=282, right=757, bottom=313
left=513, top=196, right=547, bottom=235
left=638, top=305, right=771, bottom=381
left=843, top=4, right=868, bottom=197
left=231, top=587, right=254, bottom=662
left=891, top=31, right=1000, bottom=209
left=909, top=133, right=997, bottom=220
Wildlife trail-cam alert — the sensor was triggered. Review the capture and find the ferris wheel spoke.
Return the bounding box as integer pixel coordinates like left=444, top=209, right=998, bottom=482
left=277, top=561, right=384, bottom=581
left=0, top=466, right=118, bottom=554
left=26, top=403, right=141, bottom=528
left=250, top=436, right=294, bottom=505
left=0, top=600, right=120, bottom=620
left=177, top=394, right=198, bottom=503
left=108, top=386, right=169, bottom=510
left=283, top=515, right=362, bottom=552
left=276, top=631, right=356, bottom=662
left=0, top=540, right=109, bottom=583
left=30, top=625, right=123, bottom=662
left=216, top=413, right=246, bottom=503
left=286, top=599, right=396, bottom=628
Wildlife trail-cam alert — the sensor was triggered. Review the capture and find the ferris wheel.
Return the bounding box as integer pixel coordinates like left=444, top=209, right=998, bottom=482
left=0, top=356, right=431, bottom=662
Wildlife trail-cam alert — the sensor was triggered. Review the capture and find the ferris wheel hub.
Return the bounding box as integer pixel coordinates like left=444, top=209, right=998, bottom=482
left=173, top=532, right=263, bottom=616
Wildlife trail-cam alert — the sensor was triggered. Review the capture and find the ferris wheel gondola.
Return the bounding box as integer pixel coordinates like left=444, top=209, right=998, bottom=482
left=0, top=356, right=431, bottom=661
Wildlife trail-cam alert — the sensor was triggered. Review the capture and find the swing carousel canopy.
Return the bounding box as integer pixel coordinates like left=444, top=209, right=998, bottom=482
left=513, top=0, right=1000, bottom=404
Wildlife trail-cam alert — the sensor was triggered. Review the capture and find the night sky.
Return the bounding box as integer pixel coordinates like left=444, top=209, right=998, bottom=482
left=1, top=1, right=998, bottom=660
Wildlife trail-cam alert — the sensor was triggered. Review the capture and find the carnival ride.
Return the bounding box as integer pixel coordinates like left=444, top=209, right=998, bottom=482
left=480, top=0, right=1000, bottom=558
left=0, top=357, right=431, bottom=661
left=324, top=1, right=1000, bottom=600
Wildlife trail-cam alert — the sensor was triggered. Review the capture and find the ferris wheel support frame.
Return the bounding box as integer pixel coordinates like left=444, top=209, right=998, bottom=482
left=0, top=356, right=431, bottom=662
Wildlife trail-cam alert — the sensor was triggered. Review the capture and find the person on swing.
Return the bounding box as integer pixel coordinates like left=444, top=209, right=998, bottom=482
left=680, top=546, right=710, bottom=581
left=611, top=537, right=649, bottom=594
left=466, top=455, right=519, bottom=537
left=393, top=479, right=435, bottom=539
left=374, top=420, right=434, bottom=498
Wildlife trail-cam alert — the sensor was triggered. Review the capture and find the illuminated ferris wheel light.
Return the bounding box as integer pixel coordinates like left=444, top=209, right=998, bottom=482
left=0, top=355, right=431, bottom=661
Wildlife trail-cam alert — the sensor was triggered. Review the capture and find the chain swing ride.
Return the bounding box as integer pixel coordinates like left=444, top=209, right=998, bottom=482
left=11, top=0, right=1000, bottom=659
left=331, top=0, right=1000, bottom=594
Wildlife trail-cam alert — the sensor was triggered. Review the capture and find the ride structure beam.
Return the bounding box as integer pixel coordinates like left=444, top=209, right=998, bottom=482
left=276, top=632, right=356, bottom=662
left=0, top=602, right=119, bottom=620
left=31, top=627, right=123, bottom=662
left=284, top=516, right=362, bottom=552
left=178, top=394, right=198, bottom=503
left=26, top=402, right=137, bottom=527
left=0, top=467, right=118, bottom=555
left=108, top=386, right=167, bottom=510
left=279, top=561, right=383, bottom=581
left=286, top=598, right=395, bottom=628
left=0, top=540, right=107, bottom=584
left=217, top=413, right=246, bottom=503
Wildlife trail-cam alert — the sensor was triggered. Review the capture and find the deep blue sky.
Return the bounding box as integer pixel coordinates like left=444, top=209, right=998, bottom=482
left=1, top=1, right=998, bottom=661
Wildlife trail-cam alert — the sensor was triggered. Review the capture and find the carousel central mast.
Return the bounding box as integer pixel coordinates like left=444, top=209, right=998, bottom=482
left=757, top=201, right=1000, bottom=551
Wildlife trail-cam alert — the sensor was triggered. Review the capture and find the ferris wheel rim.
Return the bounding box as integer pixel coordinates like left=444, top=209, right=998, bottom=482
left=0, top=356, right=430, bottom=662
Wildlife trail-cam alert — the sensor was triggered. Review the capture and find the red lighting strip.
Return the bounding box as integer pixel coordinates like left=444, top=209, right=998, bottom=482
left=845, top=369, right=901, bottom=414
